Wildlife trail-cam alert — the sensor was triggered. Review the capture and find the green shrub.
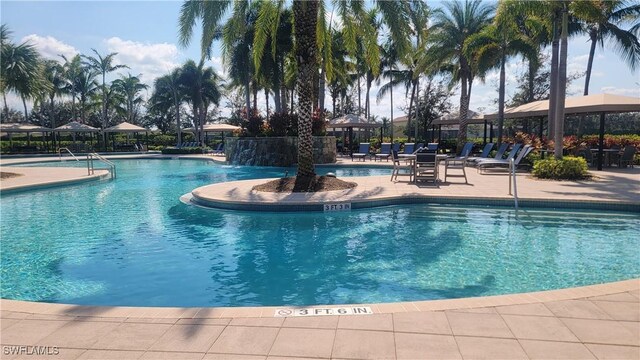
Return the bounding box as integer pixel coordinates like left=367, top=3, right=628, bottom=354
left=161, top=147, right=204, bottom=155
left=532, top=156, right=589, bottom=180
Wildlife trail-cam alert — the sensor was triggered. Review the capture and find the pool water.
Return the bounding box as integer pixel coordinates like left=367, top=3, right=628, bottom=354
left=1, top=159, right=639, bottom=307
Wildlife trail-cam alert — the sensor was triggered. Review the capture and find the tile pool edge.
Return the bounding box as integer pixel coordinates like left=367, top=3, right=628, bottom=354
left=1, top=278, right=637, bottom=318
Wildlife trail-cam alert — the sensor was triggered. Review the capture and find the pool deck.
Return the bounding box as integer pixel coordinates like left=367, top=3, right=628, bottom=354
left=1, top=153, right=639, bottom=359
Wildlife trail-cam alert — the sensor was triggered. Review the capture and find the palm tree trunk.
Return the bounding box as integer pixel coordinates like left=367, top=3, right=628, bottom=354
left=457, top=73, right=470, bottom=152
left=554, top=6, right=568, bottom=159
left=390, top=76, right=394, bottom=143
left=414, top=78, right=420, bottom=141
left=578, top=31, right=598, bottom=138
left=174, top=93, right=182, bottom=146
left=357, top=75, right=361, bottom=116
left=318, top=60, right=326, bottom=115
left=548, top=13, right=560, bottom=140
left=102, top=72, right=107, bottom=150
left=265, top=88, right=269, bottom=116
left=497, top=53, right=506, bottom=146
left=293, top=0, right=318, bottom=178
left=406, top=80, right=417, bottom=143
left=252, top=85, right=258, bottom=113
left=3, top=92, right=9, bottom=119
left=22, top=95, right=28, bottom=120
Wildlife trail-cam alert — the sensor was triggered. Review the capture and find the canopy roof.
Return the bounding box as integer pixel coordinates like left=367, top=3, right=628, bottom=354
left=485, top=94, right=640, bottom=120
left=432, top=110, right=488, bottom=126
left=103, top=121, right=148, bottom=133
left=0, top=123, right=52, bottom=132
left=183, top=123, right=241, bottom=132
left=328, top=114, right=381, bottom=129
left=55, top=121, right=99, bottom=132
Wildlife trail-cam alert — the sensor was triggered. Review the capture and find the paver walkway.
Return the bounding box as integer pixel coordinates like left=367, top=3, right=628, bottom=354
left=1, top=280, right=638, bottom=359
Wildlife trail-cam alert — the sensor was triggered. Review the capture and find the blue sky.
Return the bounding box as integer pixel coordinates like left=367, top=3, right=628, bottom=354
left=2, top=0, right=639, bottom=119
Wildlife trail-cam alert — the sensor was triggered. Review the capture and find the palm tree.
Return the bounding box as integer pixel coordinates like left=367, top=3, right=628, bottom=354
left=61, top=54, right=83, bottom=121
left=179, top=60, right=222, bottom=146
left=578, top=0, right=640, bottom=96
left=41, top=60, right=66, bottom=147
left=1, top=34, right=44, bottom=119
left=112, top=73, right=148, bottom=125
left=154, top=68, right=184, bottom=146
left=74, top=66, right=99, bottom=123
left=467, top=18, right=537, bottom=145
left=293, top=0, right=319, bottom=178
left=82, top=49, right=129, bottom=147
left=429, top=0, right=493, bottom=150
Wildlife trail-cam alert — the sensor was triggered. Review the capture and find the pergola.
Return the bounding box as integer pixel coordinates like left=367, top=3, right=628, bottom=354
left=485, top=94, right=640, bottom=170
left=103, top=122, right=150, bottom=151
left=0, top=123, right=53, bottom=151
left=328, top=114, right=381, bottom=153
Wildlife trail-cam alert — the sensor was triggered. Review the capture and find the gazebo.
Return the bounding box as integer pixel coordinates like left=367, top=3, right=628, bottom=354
left=103, top=122, right=150, bottom=151
left=485, top=94, right=640, bottom=170
left=54, top=121, right=99, bottom=151
left=328, top=114, right=381, bottom=154
left=431, top=110, right=490, bottom=143
left=0, top=123, right=53, bottom=151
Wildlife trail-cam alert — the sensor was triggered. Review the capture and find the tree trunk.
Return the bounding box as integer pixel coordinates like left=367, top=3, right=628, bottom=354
left=406, top=80, right=417, bottom=143
left=414, top=78, right=420, bottom=141
left=252, top=85, right=258, bottom=113
left=357, top=75, right=361, bottom=116
left=578, top=30, right=598, bottom=138
left=318, top=61, right=326, bottom=115
left=265, top=88, right=270, bottom=116
left=390, top=76, right=394, bottom=143
left=457, top=72, right=470, bottom=152
left=497, top=53, right=506, bottom=146
left=293, top=0, right=318, bottom=178
left=22, top=95, right=28, bottom=120
left=548, top=13, right=560, bottom=140
left=554, top=6, right=568, bottom=159
left=174, top=92, right=182, bottom=146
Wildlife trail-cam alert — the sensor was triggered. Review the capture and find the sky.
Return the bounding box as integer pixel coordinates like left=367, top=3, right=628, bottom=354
left=2, top=0, right=639, bottom=120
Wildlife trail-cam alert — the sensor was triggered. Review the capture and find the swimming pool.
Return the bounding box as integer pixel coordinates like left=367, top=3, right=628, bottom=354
left=1, top=159, right=638, bottom=307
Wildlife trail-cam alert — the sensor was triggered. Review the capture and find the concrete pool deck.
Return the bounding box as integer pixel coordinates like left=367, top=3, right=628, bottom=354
left=1, top=154, right=639, bottom=359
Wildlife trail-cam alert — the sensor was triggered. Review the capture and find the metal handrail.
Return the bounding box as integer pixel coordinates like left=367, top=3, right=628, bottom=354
left=58, top=147, right=79, bottom=162
left=87, top=153, right=116, bottom=179
left=508, top=158, right=519, bottom=210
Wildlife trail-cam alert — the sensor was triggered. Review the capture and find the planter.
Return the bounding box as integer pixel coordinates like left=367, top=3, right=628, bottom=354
left=225, top=136, right=336, bottom=166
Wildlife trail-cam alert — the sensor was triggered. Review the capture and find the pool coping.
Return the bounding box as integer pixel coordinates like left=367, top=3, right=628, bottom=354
left=1, top=279, right=637, bottom=319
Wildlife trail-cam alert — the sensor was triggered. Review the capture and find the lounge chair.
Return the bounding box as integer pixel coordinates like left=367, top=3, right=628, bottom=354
left=467, top=143, right=494, bottom=164
left=618, top=145, right=636, bottom=168
left=415, top=143, right=425, bottom=152
left=402, top=143, right=415, bottom=155
left=391, top=150, right=414, bottom=182
left=211, top=143, right=224, bottom=155
left=426, top=143, right=439, bottom=151
left=352, top=143, right=370, bottom=161
left=374, top=143, right=392, bottom=162
left=478, top=144, right=532, bottom=173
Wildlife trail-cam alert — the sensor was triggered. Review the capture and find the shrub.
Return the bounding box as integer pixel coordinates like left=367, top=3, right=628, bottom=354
left=161, top=147, right=204, bottom=155
left=243, top=112, right=265, bottom=137
left=532, top=156, right=589, bottom=180
left=266, top=112, right=299, bottom=136
left=151, top=134, right=176, bottom=146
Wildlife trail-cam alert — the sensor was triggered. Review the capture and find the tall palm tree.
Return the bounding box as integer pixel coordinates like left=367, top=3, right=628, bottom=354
left=61, top=54, right=83, bottom=121
left=154, top=68, right=184, bottom=145
left=578, top=0, right=640, bottom=96
left=179, top=60, right=222, bottom=146
left=82, top=49, right=129, bottom=147
left=293, top=0, right=319, bottom=178
left=112, top=73, right=148, bottom=125
left=1, top=34, right=44, bottom=119
left=42, top=60, right=66, bottom=144
left=467, top=18, right=537, bottom=145
left=429, top=0, right=493, bottom=150
left=74, top=67, right=99, bottom=123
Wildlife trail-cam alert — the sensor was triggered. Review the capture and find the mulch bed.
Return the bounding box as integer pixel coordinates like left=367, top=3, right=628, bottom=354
left=252, top=175, right=357, bottom=193
left=0, top=172, right=23, bottom=180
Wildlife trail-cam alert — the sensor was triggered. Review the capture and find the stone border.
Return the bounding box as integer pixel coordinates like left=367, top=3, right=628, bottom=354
left=1, top=279, right=637, bottom=319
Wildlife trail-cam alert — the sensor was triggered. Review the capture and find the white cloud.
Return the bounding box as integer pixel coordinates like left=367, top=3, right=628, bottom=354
left=104, top=37, right=181, bottom=86
left=21, top=34, right=78, bottom=61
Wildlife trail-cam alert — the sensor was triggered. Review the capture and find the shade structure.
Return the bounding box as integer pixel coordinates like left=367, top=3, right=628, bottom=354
left=484, top=94, right=640, bottom=120
left=0, top=123, right=52, bottom=132
left=103, top=122, right=148, bottom=133
left=183, top=123, right=241, bottom=132
left=432, top=110, right=487, bottom=126
left=54, top=121, right=99, bottom=132
left=328, top=114, right=381, bottom=129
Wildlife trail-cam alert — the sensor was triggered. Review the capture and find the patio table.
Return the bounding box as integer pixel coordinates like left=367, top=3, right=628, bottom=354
left=591, top=148, right=620, bottom=167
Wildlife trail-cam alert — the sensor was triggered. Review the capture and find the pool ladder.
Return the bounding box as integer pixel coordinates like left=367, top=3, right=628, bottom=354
left=508, top=158, right=519, bottom=209
left=58, top=147, right=79, bottom=162
left=87, top=153, right=116, bottom=179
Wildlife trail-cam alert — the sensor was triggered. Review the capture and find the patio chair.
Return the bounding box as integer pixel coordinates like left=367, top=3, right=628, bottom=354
left=467, top=143, right=494, bottom=164
left=402, top=143, right=415, bottom=155
left=444, top=143, right=473, bottom=183
left=415, top=143, right=425, bottom=152
left=391, top=150, right=414, bottom=182
left=478, top=144, right=532, bottom=173
left=212, top=143, right=224, bottom=155
left=392, top=143, right=401, bottom=154
left=576, top=146, right=596, bottom=167
left=374, top=143, right=392, bottom=161
left=415, top=149, right=438, bottom=183
left=618, top=145, right=636, bottom=168
left=426, top=143, right=439, bottom=151
left=352, top=143, right=370, bottom=161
